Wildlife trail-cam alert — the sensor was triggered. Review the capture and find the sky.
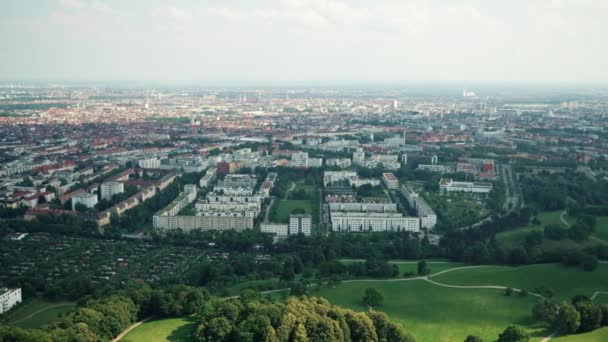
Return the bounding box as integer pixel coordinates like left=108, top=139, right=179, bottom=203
left=0, top=0, right=607, bottom=83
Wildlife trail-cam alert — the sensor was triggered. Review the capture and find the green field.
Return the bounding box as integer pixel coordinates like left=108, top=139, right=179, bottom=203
left=273, top=199, right=313, bottom=222
left=553, top=327, right=608, bottom=341
left=124, top=263, right=608, bottom=342
left=432, top=263, right=608, bottom=301
left=2, top=299, right=76, bottom=329
left=316, top=279, right=542, bottom=342
left=593, top=216, right=608, bottom=242
left=496, top=210, right=608, bottom=248
left=339, top=259, right=465, bottom=276
left=122, top=317, right=197, bottom=342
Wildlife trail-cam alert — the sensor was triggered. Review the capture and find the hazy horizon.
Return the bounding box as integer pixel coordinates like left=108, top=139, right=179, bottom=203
left=1, top=0, right=608, bottom=83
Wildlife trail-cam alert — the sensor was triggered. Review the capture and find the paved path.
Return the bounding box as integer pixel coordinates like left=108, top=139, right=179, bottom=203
left=560, top=210, right=571, bottom=227
left=110, top=317, right=152, bottom=342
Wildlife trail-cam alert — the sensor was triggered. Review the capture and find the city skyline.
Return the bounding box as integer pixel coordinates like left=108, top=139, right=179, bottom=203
left=1, top=0, right=608, bottom=83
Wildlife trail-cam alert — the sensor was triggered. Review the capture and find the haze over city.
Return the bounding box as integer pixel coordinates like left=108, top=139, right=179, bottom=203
left=2, top=1, right=608, bottom=342
left=1, top=0, right=608, bottom=83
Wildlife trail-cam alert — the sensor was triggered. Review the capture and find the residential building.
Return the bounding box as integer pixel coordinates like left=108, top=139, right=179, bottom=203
left=289, top=214, right=312, bottom=236
left=330, top=212, right=420, bottom=233
left=72, top=192, right=98, bottom=210
left=260, top=223, right=289, bottom=236
left=138, top=157, right=161, bottom=169
left=290, top=152, right=308, bottom=168
left=100, top=181, right=124, bottom=201
left=0, top=288, right=22, bottom=314
left=382, top=172, right=399, bottom=190
left=439, top=178, right=493, bottom=193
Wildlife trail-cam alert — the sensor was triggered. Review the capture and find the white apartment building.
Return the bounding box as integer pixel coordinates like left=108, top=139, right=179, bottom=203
left=138, top=157, right=161, bottom=169
left=260, top=223, right=289, bottom=236
left=289, top=214, right=312, bottom=236
left=307, top=158, right=323, bottom=168
left=331, top=212, right=420, bottom=233
left=100, top=181, right=124, bottom=201
left=439, top=178, right=493, bottom=194
left=324, top=171, right=357, bottom=186
left=72, top=192, right=98, bottom=210
left=199, top=167, right=217, bottom=188
left=382, top=172, right=399, bottom=190
left=401, top=184, right=437, bottom=229
left=0, top=288, right=22, bottom=314
left=326, top=158, right=351, bottom=169
left=353, top=149, right=365, bottom=165
left=290, top=152, right=309, bottom=168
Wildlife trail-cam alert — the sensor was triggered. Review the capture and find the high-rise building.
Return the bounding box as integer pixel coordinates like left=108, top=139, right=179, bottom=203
left=0, top=288, right=22, bottom=314
left=290, top=152, right=308, bottom=168
left=289, top=214, right=311, bottom=236
left=100, top=181, right=124, bottom=201
left=72, top=192, right=98, bottom=210
left=353, top=149, right=365, bottom=165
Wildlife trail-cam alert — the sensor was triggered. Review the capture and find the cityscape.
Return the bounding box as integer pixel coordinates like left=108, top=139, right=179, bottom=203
left=1, top=1, right=608, bottom=342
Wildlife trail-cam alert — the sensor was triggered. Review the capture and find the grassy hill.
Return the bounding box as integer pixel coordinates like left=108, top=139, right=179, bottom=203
left=123, top=263, right=608, bottom=342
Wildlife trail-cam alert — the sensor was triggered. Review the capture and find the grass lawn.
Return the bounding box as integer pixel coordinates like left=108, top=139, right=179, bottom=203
left=431, top=263, right=608, bottom=302
left=314, top=279, right=543, bottom=342
left=495, top=210, right=608, bottom=248
left=273, top=199, right=313, bottom=222
left=552, top=327, right=608, bottom=342
left=123, top=316, right=197, bottom=342
left=339, top=259, right=465, bottom=277
left=225, top=278, right=280, bottom=296
left=592, top=216, right=608, bottom=243
left=3, top=299, right=76, bottom=329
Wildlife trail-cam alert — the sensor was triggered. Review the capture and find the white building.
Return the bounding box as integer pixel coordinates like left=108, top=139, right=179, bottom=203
left=353, top=149, right=365, bottom=165
left=72, top=192, right=98, bottom=210
left=382, top=173, right=399, bottom=190
left=290, top=152, right=308, bottom=168
left=260, top=223, right=289, bottom=236
left=199, top=167, right=217, bottom=188
left=331, top=212, right=420, bottom=233
left=401, top=184, right=437, bottom=229
left=439, top=178, right=492, bottom=194
left=307, top=158, right=323, bottom=168
left=326, top=158, right=351, bottom=169
left=0, top=288, right=22, bottom=314
left=289, top=214, right=312, bottom=236
left=138, top=158, right=161, bottom=169
left=324, top=171, right=357, bottom=187
left=100, top=181, right=124, bottom=201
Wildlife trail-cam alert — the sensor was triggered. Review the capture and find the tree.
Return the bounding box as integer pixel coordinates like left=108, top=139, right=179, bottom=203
left=417, top=260, right=429, bottom=275
left=362, top=288, right=384, bottom=308
left=74, top=203, right=88, bottom=213
left=496, top=326, right=529, bottom=342
left=582, top=255, right=598, bottom=271
left=464, top=335, right=483, bottom=342
left=532, top=301, right=558, bottom=323
left=575, top=301, right=603, bottom=332
left=505, top=287, right=513, bottom=296
left=552, top=303, right=580, bottom=335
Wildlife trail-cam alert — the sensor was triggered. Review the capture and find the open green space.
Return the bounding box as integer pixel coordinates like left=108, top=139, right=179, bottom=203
left=592, top=216, right=608, bottom=242
left=316, top=279, right=542, bottom=342
left=273, top=199, right=313, bottom=222
left=125, top=263, right=608, bottom=342
left=552, top=327, right=608, bottom=342
left=496, top=210, right=608, bottom=248
left=225, top=277, right=280, bottom=296
left=432, top=263, right=608, bottom=302
left=122, top=316, right=197, bottom=342
left=339, top=259, right=464, bottom=276
left=423, top=192, right=490, bottom=230
left=2, top=299, right=76, bottom=329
